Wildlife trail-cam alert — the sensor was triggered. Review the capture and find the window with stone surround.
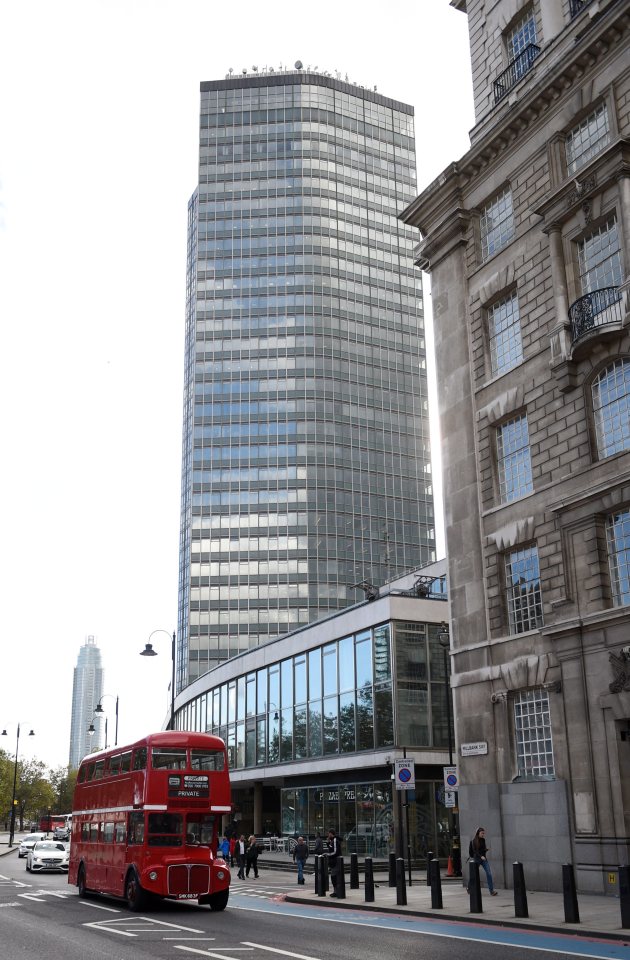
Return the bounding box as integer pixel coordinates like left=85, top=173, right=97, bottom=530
left=566, top=103, right=610, bottom=175
left=505, top=544, right=543, bottom=634
left=592, top=360, right=630, bottom=459
left=606, top=508, right=630, bottom=606
left=497, top=414, right=533, bottom=503
left=488, top=291, right=523, bottom=376
left=507, top=9, right=537, bottom=60
left=480, top=187, right=514, bottom=262
left=577, top=217, right=622, bottom=295
left=514, top=688, right=555, bottom=778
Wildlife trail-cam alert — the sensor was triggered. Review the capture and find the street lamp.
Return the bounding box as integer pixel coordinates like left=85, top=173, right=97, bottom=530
left=438, top=621, right=461, bottom=875
left=94, top=694, right=119, bottom=747
left=140, top=630, right=176, bottom=730
left=1, top=724, right=34, bottom=848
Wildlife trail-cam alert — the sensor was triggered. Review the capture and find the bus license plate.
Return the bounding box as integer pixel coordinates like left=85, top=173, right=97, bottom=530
left=178, top=893, right=199, bottom=899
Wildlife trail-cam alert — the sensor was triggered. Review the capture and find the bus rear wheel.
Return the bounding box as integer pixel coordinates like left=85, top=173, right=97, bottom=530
left=77, top=865, right=88, bottom=898
left=125, top=870, right=149, bottom=912
left=199, top=889, right=229, bottom=911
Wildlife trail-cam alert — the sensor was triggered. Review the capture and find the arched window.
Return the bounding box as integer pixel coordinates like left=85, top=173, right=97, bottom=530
left=592, top=359, right=630, bottom=458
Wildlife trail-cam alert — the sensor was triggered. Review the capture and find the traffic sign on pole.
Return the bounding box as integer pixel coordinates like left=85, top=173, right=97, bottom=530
left=443, top=765, right=458, bottom=790
left=395, top=758, right=415, bottom=791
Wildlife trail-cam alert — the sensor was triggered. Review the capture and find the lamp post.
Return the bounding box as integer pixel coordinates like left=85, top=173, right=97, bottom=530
left=1, top=724, right=34, bottom=847
left=438, top=621, right=460, bottom=875
left=140, top=630, right=176, bottom=730
left=94, top=694, right=119, bottom=747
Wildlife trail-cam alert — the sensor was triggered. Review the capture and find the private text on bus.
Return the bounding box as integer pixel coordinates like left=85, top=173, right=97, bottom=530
left=68, top=731, right=232, bottom=910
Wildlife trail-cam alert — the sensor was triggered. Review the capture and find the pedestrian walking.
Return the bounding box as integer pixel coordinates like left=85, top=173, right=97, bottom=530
left=293, top=836, right=309, bottom=884
left=326, top=828, right=342, bottom=896
left=229, top=834, right=236, bottom=867
left=236, top=834, right=247, bottom=879
left=245, top=834, right=260, bottom=878
left=468, top=827, right=497, bottom=895
left=313, top=832, right=324, bottom=855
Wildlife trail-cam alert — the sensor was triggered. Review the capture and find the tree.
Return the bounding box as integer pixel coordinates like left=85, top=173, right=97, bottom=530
left=16, top=759, right=55, bottom=830
left=49, top=766, right=78, bottom=813
left=0, top=749, right=14, bottom=830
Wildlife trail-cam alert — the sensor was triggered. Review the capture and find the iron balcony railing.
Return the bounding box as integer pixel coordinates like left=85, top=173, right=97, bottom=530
left=494, top=44, right=541, bottom=103
left=569, top=0, right=594, bottom=18
left=569, top=287, right=623, bottom=344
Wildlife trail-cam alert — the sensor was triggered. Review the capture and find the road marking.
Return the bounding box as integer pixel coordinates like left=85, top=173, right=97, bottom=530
left=18, top=894, right=46, bottom=902
left=83, top=915, right=205, bottom=937
left=175, top=949, right=253, bottom=959
left=243, top=944, right=322, bottom=960
left=78, top=901, right=121, bottom=912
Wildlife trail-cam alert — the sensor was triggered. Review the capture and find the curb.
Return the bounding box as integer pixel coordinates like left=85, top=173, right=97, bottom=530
left=283, top=894, right=630, bottom=944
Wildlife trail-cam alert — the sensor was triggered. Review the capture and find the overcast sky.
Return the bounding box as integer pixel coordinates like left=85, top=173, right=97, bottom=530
left=0, top=0, right=474, bottom=773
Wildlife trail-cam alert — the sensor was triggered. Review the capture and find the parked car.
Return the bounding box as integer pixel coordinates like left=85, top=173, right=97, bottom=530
left=26, top=840, right=70, bottom=872
left=18, top=833, right=47, bottom=858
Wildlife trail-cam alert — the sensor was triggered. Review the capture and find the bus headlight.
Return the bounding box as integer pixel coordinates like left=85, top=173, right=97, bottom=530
left=148, top=871, right=158, bottom=881
left=216, top=870, right=226, bottom=880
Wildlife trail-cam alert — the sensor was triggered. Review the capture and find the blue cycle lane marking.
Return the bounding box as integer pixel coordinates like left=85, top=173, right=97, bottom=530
left=229, top=891, right=630, bottom=960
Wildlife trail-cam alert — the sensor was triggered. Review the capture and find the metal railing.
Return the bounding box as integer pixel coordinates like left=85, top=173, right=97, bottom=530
left=494, top=44, right=541, bottom=103
left=569, top=287, right=623, bottom=344
left=569, top=0, right=594, bottom=18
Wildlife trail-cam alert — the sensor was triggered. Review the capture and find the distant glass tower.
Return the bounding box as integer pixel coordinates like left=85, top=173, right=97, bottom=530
left=177, top=69, right=434, bottom=688
left=68, top=635, right=104, bottom=769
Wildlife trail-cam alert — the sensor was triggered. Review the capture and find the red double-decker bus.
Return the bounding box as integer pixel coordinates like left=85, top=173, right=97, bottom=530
left=68, top=731, right=231, bottom=911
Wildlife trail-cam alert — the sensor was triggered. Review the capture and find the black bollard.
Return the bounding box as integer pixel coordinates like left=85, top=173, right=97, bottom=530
left=430, top=858, right=443, bottom=909
left=513, top=861, right=529, bottom=918
left=336, top=856, right=346, bottom=899
left=396, top=857, right=407, bottom=906
left=389, top=852, right=397, bottom=887
left=364, top=857, right=375, bottom=903
left=426, top=850, right=434, bottom=886
left=468, top=859, right=482, bottom=913
left=317, top=855, right=326, bottom=897
left=619, top=865, right=630, bottom=928
left=315, top=854, right=321, bottom=895
left=350, top=852, right=359, bottom=889
left=562, top=863, right=580, bottom=923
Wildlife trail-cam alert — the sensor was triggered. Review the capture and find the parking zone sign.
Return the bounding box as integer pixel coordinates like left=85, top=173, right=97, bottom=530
left=395, top=759, right=415, bottom=791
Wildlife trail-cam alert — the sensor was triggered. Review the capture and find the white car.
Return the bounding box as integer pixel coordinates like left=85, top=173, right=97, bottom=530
left=26, top=840, right=70, bottom=872
left=18, top=833, right=47, bottom=858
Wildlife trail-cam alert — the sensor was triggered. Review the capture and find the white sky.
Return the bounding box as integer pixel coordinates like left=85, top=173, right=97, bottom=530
left=0, top=0, right=474, bottom=772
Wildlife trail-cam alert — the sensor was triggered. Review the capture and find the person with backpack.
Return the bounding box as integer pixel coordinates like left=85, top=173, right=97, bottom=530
left=293, top=836, right=309, bottom=884
left=468, top=827, right=497, bottom=895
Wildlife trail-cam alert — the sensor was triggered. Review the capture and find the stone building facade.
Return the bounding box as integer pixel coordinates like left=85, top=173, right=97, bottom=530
left=402, top=0, right=630, bottom=893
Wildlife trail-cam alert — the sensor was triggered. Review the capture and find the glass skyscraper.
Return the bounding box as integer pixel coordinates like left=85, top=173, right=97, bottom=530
left=177, top=69, right=434, bottom=691
left=68, top=635, right=104, bottom=769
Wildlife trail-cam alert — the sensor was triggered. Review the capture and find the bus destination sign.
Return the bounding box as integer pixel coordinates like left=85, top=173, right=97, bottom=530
left=168, top=774, right=209, bottom=799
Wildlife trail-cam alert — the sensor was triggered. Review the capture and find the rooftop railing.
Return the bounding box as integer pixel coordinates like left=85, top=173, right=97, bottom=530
left=494, top=44, right=541, bottom=104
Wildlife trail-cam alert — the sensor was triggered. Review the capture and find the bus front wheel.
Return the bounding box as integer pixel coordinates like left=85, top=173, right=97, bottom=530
left=125, top=870, right=149, bottom=912
left=200, top=889, right=229, bottom=911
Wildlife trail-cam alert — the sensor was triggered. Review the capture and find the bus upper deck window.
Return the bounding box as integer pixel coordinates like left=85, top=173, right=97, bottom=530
left=151, top=748, right=187, bottom=770
left=119, top=751, right=132, bottom=773
left=190, top=749, right=225, bottom=771
left=132, top=747, right=147, bottom=770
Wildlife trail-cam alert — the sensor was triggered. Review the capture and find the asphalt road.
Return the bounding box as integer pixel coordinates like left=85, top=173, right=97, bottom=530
left=0, top=854, right=627, bottom=960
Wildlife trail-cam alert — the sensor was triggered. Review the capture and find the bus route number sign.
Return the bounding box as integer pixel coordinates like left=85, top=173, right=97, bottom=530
left=395, top=759, right=415, bottom=791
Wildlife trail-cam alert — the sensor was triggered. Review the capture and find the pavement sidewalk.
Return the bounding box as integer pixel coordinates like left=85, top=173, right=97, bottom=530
left=282, top=863, right=630, bottom=943
left=3, top=835, right=628, bottom=943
